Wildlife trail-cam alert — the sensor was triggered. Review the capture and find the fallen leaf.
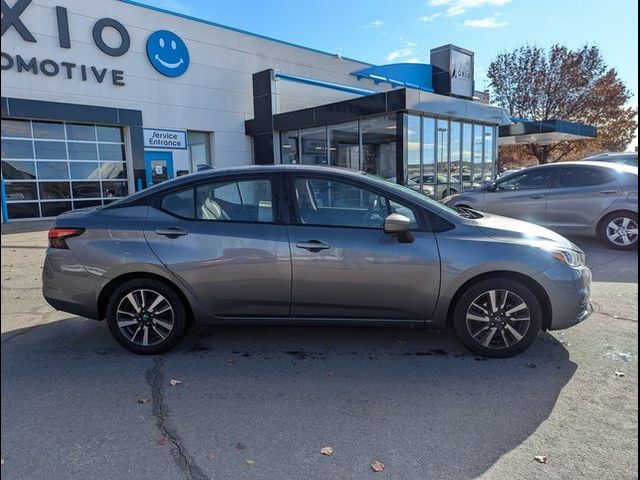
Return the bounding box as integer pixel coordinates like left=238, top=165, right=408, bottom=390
left=320, top=447, right=334, bottom=456
left=246, top=460, right=255, bottom=465
left=615, top=371, right=625, bottom=377
left=207, top=453, right=216, bottom=460
left=236, top=442, right=247, bottom=450
left=371, top=460, right=385, bottom=472
left=158, top=435, right=168, bottom=446
left=137, top=398, right=149, bottom=404
left=169, top=379, right=182, bottom=386
left=534, top=455, right=547, bottom=464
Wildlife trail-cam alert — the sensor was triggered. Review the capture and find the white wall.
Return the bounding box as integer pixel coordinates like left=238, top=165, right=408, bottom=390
left=1, top=0, right=388, bottom=173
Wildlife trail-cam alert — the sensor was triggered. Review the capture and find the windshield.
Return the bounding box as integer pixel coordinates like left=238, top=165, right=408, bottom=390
left=360, top=172, right=476, bottom=218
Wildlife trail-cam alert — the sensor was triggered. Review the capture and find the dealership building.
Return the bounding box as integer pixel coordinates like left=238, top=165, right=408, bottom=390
left=1, top=0, right=594, bottom=221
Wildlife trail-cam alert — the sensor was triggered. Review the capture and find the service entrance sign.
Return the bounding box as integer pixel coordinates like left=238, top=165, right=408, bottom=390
left=143, top=128, right=187, bottom=149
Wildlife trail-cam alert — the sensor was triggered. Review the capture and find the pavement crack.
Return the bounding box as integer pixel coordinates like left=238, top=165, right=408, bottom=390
left=146, top=358, right=208, bottom=480
left=591, top=301, right=638, bottom=323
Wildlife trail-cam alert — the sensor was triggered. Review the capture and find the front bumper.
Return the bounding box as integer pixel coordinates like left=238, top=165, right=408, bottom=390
left=533, top=263, right=592, bottom=330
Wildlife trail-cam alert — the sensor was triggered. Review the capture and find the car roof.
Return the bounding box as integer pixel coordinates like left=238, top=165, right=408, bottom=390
left=528, top=161, right=637, bottom=174
left=104, top=165, right=375, bottom=208
left=583, top=152, right=638, bottom=159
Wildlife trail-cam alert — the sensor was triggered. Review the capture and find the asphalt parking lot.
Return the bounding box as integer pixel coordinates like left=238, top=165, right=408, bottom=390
left=1, top=222, right=637, bottom=480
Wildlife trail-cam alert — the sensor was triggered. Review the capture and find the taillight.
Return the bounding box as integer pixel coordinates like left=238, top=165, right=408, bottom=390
left=48, top=227, right=85, bottom=249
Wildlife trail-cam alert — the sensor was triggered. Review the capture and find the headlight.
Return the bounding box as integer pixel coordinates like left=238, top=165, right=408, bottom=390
left=442, top=193, right=460, bottom=204
left=550, top=249, right=585, bottom=268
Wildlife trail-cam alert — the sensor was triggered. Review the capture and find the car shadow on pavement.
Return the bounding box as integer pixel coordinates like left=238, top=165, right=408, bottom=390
left=1, top=317, right=577, bottom=480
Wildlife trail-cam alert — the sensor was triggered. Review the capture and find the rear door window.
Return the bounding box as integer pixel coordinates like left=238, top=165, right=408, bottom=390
left=196, top=178, right=273, bottom=222
left=555, top=167, right=617, bottom=187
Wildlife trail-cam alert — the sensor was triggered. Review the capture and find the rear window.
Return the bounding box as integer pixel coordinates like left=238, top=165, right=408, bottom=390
left=161, top=188, right=195, bottom=218
left=556, top=167, right=617, bottom=187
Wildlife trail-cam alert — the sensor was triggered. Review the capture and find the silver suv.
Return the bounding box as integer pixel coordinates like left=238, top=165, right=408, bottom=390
left=43, top=165, right=592, bottom=357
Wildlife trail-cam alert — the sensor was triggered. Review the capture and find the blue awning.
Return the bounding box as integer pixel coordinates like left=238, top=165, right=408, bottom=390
left=352, top=63, right=434, bottom=92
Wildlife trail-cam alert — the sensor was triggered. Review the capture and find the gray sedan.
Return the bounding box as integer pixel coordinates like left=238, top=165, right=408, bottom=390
left=43, top=165, right=592, bottom=357
left=444, top=161, right=638, bottom=250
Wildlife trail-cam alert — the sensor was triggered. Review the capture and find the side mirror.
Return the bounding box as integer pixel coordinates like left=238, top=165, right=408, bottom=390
left=384, top=213, right=411, bottom=234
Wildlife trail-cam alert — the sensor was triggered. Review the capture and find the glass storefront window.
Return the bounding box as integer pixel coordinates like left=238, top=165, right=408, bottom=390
left=461, top=123, right=473, bottom=190
left=1, top=119, right=31, bottom=138
left=187, top=131, right=212, bottom=171
left=1, top=119, right=128, bottom=219
left=1, top=160, right=36, bottom=179
left=2, top=139, right=34, bottom=159
left=300, top=126, right=327, bottom=165
left=280, top=130, right=299, bottom=164
left=32, top=121, right=65, bottom=140
left=34, top=141, right=66, bottom=160
left=483, top=127, right=495, bottom=182
left=275, top=115, right=497, bottom=202
left=361, top=115, right=396, bottom=180
left=473, top=125, right=484, bottom=186
left=66, top=124, right=96, bottom=142
left=449, top=121, right=462, bottom=193
left=329, top=121, right=359, bottom=170
left=68, top=142, right=98, bottom=160
left=421, top=117, right=436, bottom=198
left=435, top=119, right=449, bottom=199
left=406, top=115, right=421, bottom=185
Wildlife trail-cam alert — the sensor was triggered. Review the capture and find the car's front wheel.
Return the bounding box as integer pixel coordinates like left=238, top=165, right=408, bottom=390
left=598, top=212, right=638, bottom=250
left=453, top=278, right=542, bottom=358
left=106, top=278, right=187, bottom=354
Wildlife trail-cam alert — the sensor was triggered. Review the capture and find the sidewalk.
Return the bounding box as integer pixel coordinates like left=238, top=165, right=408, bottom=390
left=1, top=220, right=54, bottom=235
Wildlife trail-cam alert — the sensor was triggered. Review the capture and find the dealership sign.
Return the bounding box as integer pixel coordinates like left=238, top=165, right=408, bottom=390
left=143, top=128, right=187, bottom=149
left=0, top=0, right=190, bottom=86
left=450, top=49, right=473, bottom=98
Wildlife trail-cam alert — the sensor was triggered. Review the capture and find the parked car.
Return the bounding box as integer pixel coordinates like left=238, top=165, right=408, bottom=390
left=410, top=173, right=459, bottom=199
left=444, top=161, right=638, bottom=250
left=43, top=165, right=592, bottom=357
left=580, top=152, right=638, bottom=167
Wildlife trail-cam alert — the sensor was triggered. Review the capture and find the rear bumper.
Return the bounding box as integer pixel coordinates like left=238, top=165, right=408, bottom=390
left=534, top=263, right=592, bottom=330
left=42, top=249, right=104, bottom=320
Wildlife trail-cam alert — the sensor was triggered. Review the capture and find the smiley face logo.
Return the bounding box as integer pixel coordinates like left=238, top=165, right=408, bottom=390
left=146, top=30, right=190, bottom=77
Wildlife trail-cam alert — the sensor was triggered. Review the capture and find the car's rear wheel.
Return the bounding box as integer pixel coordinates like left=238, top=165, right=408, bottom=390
left=106, top=278, right=187, bottom=354
left=598, top=212, right=638, bottom=250
left=453, top=278, right=542, bottom=358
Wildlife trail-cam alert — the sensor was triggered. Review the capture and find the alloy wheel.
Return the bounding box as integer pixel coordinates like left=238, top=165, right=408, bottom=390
left=465, top=289, right=531, bottom=350
left=606, top=216, right=639, bottom=247
left=116, top=289, right=175, bottom=347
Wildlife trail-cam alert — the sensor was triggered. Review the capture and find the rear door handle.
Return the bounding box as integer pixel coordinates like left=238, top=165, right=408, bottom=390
left=296, top=240, right=331, bottom=251
left=600, top=190, right=618, bottom=194
left=529, top=194, right=546, bottom=199
left=155, top=226, right=189, bottom=237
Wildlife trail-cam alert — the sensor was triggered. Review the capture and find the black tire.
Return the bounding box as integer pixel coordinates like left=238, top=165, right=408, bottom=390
left=453, top=278, right=542, bottom=358
left=597, top=212, right=638, bottom=251
left=106, top=278, right=187, bottom=354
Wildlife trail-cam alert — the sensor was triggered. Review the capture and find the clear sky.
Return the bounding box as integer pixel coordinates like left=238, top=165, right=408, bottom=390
left=135, top=0, right=638, bottom=148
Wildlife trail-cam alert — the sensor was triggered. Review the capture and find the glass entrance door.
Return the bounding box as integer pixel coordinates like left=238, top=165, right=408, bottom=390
left=144, top=151, right=174, bottom=187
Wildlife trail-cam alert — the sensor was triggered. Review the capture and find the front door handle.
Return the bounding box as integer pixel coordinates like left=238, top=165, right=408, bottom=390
left=155, top=226, right=189, bottom=237
left=529, top=194, right=546, bottom=199
left=296, top=240, right=331, bottom=251
left=600, top=190, right=618, bottom=194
